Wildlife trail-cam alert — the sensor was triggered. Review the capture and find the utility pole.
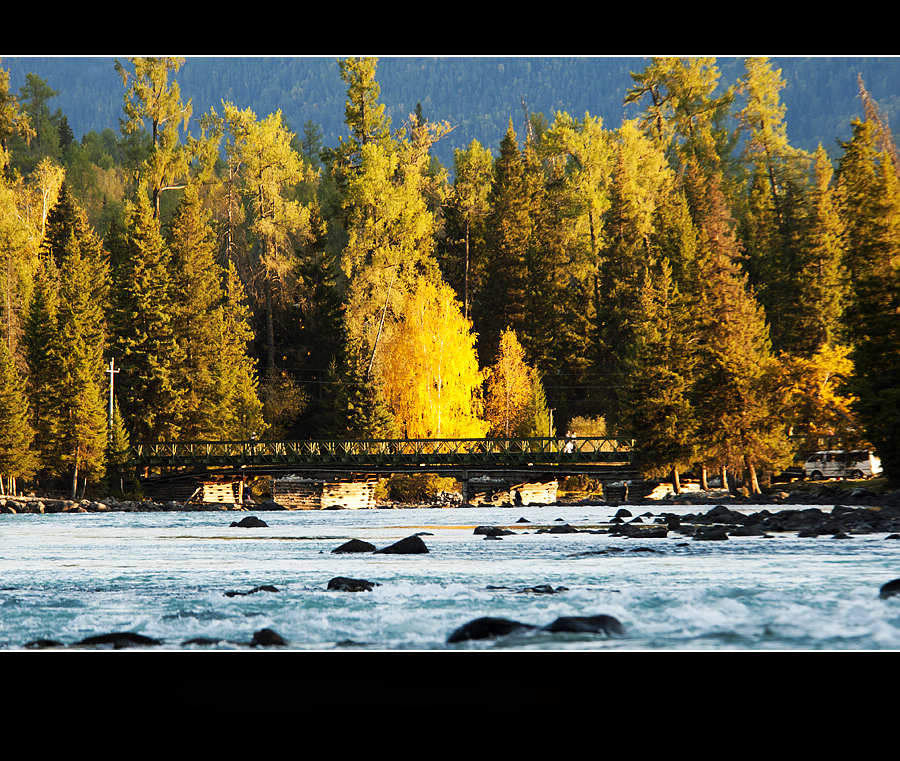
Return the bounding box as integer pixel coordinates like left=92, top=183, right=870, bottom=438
left=105, top=357, right=119, bottom=435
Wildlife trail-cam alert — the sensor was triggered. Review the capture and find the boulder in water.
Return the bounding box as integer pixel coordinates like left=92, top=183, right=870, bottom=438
left=224, top=584, right=279, bottom=597
left=542, top=614, right=625, bottom=636
left=332, top=539, right=376, bottom=553
left=327, top=577, right=380, bottom=592
left=251, top=628, right=288, bottom=647
left=374, top=535, right=429, bottom=554
left=447, top=617, right=537, bottom=643
left=879, top=579, right=900, bottom=599
left=230, top=515, right=268, bottom=528
left=74, top=632, right=162, bottom=649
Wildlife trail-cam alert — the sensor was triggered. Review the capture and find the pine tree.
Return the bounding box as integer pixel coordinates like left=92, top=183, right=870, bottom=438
left=106, top=399, right=132, bottom=495
left=475, top=121, right=534, bottom=366
left=23, top=253, right=61, bottom=475
left=111, top=189, right=183, bottom=442
left=685, top=167, right=793, bottom=493
left=52, top=224, right=109, bottom=497
left=618, top=258, right=696, bottom=491
left=167, top=181, right=228, bottom=438
left=0, top=334, right=35, bottom=493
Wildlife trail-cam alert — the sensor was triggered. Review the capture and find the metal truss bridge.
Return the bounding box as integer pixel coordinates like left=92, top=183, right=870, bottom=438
left=130, top=436, right=638, bottom=479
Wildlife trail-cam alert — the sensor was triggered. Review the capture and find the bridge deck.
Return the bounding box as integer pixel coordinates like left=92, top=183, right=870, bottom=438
left=130, top=436, right=635, bottom=474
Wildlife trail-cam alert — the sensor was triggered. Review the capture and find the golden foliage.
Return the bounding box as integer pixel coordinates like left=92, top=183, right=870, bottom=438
left=376, top=276, right=488, bottom=438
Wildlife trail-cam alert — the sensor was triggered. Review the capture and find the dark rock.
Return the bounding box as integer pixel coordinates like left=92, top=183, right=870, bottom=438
left=74, top=632, right=162, bottom=649
left=447, top=617, right=537, bottom=643
left=484, top=535, right=503, bottom=540
left=230, top=515, right=268, bottom=528
left=542, top=614, right=625, bottom=636
left=327, top=576, right=380, bottom=592
left=537, top=523, right=580, bottom=534
left=879, top=579, right=900, bottom=599
left=256, top=500, right=286, bottom=511
left=728, top=524, right=767, bottom=536
left=693, top=526, right=729, bottom=541
left=516, top=517, right=530, bottom=523
left=251, top=628, right=287, bottom=647
left=182, top=637, right=223, bottom=647
left=224, top=584, right=279, bottom=597
left=474, top=525, right=514, bottom=536
left=332, top=539, right=377, bottom=553
left=517, top=584, right=569, bottom=594
left=628, top=546, right=662, bottom=553
left=614, top=508, right=632, bottom=518
left=374, top=535, right=429, bottom=554
left=886, top=534, right=900, bottom=540
left=832, top=531, right=852, bottom=539
left=23, top=638, right=64, bottom=649
left=612, top=524, right=668, bottom=538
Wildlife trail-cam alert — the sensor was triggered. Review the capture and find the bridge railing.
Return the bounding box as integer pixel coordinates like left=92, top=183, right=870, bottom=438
left=130, top=436, right=635, bottom=469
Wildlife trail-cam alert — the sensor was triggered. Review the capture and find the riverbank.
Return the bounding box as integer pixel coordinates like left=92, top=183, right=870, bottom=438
left=1, top=478, right=898, bottom=514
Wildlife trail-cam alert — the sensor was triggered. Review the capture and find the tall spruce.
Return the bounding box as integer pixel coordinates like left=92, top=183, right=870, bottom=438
left=111, top=189, right=183, bottom=442
left=618, top=257, right=696, bottom=491
left=685, top=165, right=792, bottom=493
left=836, top=114, right=900, bottom=482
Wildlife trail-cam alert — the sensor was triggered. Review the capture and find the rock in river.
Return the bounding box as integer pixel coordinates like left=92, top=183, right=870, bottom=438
left=73, top=632, right=162, bottom=649
left=447, top=617, right=538, bottom=643
left=542, top=614, right=625, bottom=636
left=374, top=535, right=429, bottom=554
left=332, top=539, right=376, bottom=553
left=327, top=576, right=380, bottom=592
left=224, top=584, right=279, bottom=597
left=251, top=628, right=288, bottom=647
left=230, top=515, right=268, bottom=528
left=879, top=578, right=900, bottom=600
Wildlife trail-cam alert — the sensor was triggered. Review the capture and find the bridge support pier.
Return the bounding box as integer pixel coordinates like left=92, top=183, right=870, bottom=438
left=273, top=474, right=378, bottom=509
left=462, top=474, right=559, bottom=506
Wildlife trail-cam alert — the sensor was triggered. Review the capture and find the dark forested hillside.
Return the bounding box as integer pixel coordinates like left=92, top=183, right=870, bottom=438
left=3, top=56, right=899, bottom=168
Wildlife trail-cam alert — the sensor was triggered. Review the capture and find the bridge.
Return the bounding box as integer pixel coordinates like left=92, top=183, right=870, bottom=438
left=129, top=436, right=641, bottom=506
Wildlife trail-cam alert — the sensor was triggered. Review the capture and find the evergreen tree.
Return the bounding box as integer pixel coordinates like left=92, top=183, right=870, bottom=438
left=111, top=189, right=183, bottom=441
left=23, top=253, right=61, bottom=476
left=475, top=121, right=533, bottom=366
left=618, top=257, right=696, bottom=491
left=106, top=398, right=132, bottom=495
left=167, top=181, right=228, bottom=438
left=836, top=116, right=900, bottom=482
left=685, top=166, right=792, bottom=493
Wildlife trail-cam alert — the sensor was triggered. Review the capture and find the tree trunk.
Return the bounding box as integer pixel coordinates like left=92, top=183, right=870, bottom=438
left=744, top=453, right=761, bottom=495
left=700, top=465, right=709, bottom=491
left=265, top=281, right=276, bottom=377
left=464, top=218, right=470, bottom=321
left=671, top=467, right=681, bottom=494
left=720, top=464, right=729, bottom=492
left=71, top=463, right=79, bottom=500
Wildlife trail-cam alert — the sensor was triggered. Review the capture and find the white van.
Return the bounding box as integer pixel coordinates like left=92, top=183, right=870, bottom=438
left=802, top=450, right=883, bottom=480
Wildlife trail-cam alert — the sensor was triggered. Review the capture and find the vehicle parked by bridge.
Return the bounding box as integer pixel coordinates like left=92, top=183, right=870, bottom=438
left=802, top=450, right=883, bottom=480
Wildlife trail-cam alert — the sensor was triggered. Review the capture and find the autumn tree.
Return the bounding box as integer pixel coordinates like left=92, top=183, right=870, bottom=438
left=377, top=276, right=487, bottom=439
left=0, top=333, right=35, bottom=494
left=115, top=57, right=192, bottom=219
left=483, top=327, right=547, bottom=438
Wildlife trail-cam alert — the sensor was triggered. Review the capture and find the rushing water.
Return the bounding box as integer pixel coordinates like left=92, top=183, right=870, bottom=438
left=2, top=502, right=899, bottom=652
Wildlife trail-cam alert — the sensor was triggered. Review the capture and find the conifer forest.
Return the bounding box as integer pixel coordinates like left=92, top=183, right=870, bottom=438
left=0, top=56, right=897, bottom=499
